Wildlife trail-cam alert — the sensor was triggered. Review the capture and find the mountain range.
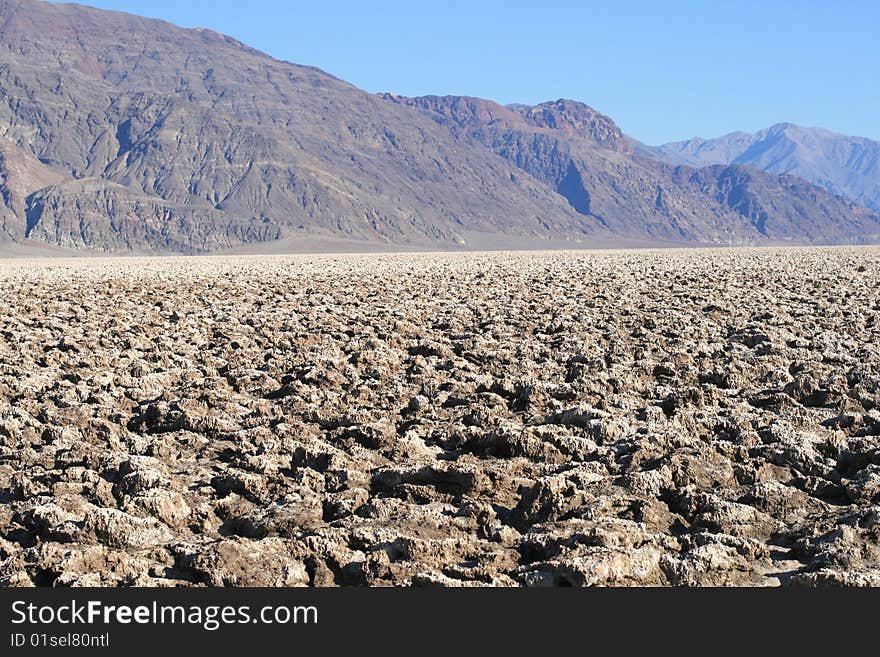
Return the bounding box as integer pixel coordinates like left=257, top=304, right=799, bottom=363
left=1, top=0, right=879, bottom=254
left=645, top=124, right=880, bottom=213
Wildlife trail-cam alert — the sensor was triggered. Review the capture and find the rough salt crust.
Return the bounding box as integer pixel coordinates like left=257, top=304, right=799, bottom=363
left=0, top=247, right=878, bottom=587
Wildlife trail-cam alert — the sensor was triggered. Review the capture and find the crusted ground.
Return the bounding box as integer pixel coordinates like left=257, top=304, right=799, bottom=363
left=1, top=248, right=878, bottom=587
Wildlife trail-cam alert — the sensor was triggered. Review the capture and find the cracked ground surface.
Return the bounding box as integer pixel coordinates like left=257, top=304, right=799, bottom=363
left=0, top=247, right=879, bottom=587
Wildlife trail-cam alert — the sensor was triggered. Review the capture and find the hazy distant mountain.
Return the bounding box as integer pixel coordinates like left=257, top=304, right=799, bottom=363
left=648, top=124, right=880, bottom=212
left=386, top=95, right=880, bottom=245
left=1, top=0, right=879, bottom=253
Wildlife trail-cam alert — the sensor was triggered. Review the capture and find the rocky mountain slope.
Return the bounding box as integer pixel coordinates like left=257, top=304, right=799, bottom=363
left=1, top=0, right=879, bottom=252
left=648, top=124, right=880, bottom=213
left=387, top=95, right=880, bottom=245
left=0, top=0, right=594, bottom=252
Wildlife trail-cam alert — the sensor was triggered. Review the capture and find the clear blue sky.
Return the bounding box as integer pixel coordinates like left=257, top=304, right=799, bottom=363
left=76, top=0, right=879, bottom=145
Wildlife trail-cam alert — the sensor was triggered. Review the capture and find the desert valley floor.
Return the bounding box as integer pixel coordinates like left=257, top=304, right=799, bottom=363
left=0, top=247, right=878, bottom=587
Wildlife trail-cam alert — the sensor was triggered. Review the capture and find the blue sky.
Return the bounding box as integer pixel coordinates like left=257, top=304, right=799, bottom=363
left=77, top=0, right=879, bottom=145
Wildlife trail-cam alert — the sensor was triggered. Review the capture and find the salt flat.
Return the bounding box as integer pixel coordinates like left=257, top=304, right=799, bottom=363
left=1, top=247, right=878, bottom=586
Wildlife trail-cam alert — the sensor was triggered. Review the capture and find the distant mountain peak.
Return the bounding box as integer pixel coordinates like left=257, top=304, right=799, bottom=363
left=648, top=123, right=880, bottom=212
left=514, top=99, right=625, bottom=149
